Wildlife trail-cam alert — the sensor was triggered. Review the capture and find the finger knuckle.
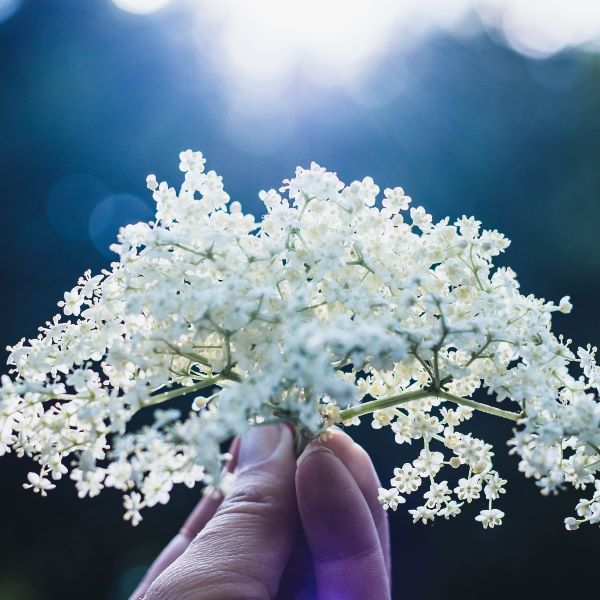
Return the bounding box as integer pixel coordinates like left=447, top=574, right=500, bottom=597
left=218, top=475, right=289, bottom=519
left=142, top=566, right=196, bottom=600
left=144, top=568, right=272, bottom=600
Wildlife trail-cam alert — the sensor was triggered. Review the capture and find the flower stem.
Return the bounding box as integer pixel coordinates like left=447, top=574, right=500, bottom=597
left=338, top=388, right=522, bottom=423
left=434, top=390, right=522, bottom=422
left=339, top=389, right=433, bottom=421
left=144, top=375, right=223, bottom=407
left=586, top=441, right=600, bottom=457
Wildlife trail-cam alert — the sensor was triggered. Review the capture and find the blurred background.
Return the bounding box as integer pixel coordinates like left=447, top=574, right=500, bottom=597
left=1, top=0, right=600, bottom=598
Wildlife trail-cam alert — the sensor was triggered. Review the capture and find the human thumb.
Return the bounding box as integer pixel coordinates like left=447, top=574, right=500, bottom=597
left=143, top=424, right=298, bottom=600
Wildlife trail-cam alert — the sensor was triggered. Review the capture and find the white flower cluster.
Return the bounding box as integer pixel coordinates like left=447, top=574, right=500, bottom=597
left=2, top=150, right=600, bottom=530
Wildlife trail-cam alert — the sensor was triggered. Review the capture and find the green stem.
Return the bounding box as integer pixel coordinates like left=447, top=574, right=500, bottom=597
left=339, top=388, right=522, bottom=423
left=465, top=335, right=492, bottom=367
left=144, top=375, right=223, bottom=407
left=294, top=426, right=313, bottom=458
left=433, top=390, right=522, bottom=422
left=586, top=441, right=600, bottom=457
left=339, top=389, right=432, bottom=421
left=299, top=194, right=314, bottom=218
left=468, top=243, right=486, bottom=291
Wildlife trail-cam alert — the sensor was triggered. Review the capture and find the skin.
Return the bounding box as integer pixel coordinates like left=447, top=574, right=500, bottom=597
left=130, top=425, right=391, bottom=600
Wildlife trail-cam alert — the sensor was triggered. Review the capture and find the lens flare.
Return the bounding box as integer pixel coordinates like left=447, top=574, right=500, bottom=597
left=112, top=0, right=171, bottom=15
left=0, top=0, right=22, bottom=24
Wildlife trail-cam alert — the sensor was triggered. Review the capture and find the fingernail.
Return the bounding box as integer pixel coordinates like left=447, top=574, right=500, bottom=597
left=238, top=424, right=282, bottom=468
left=297, top=442, right=334, bottom=467
left=283, top=422, right=296, bottom=437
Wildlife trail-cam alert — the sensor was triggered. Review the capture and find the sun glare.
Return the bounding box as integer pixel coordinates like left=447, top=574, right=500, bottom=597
left=111, top=0, right=172, bottom=15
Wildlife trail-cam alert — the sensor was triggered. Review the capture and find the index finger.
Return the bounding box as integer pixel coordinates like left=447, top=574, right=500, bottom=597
left=128, top=437, right=240, bottom=600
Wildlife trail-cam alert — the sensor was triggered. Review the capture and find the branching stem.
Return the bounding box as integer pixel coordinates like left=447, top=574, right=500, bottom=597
left=435, top=390, right=522, bottom=422
left=339, top=389, right=433, bottom=421
left=144, top=374, right=224, bottom=407
left=339, top=387, right=522, bottom=423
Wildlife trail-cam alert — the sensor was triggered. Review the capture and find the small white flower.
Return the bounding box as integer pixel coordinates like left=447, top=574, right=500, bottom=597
left=578, top=345, right=597, bottom=378
left=382, top=187, right=410, bottom=213
left=564, top=517, right=580, bottom=531
left=58, top=290, right=82, bottom=316
left=475, top=508, right=504, bottom=529
left=455, top=476, right=482, bottom=503
left=178, top=149, right=206, bottom=173
left=23, top=472, right=56, bottom=496
left=71, top=468, right=105, bottom=498
left=558, top=296, right=573, bottom=314
left=409, top=206, right=432, bottom=231
left=439, top=500, right=463, bottom=519
left=391, top=420, right=413, bottom=445
left=146, top=174, right=158, bottom=191
left=391, top=463, right=422, bottom=494
left=378, top=487, right=406, bottom=511
left=410, top=413, right=444, bottom=441
left=424, top=481, right=451, bottom=508
left=104, top=462, right=132, bottom=491
left=371, top=408, right=394, bottom=429
left=409, top=505, right=437, bottom=525
left=455, top=216, right=481, bottom=239
left=413, top=450, right=445, bottom=477
left=483, top=472, right=507, bottom=501
left=123, top=492, right=144, bottom=526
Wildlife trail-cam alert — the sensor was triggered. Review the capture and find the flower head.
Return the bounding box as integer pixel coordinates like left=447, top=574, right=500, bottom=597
left=1, top=150, right=599, bottom=530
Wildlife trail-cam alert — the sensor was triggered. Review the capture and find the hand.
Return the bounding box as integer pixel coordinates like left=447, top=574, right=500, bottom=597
left=130, top=425, right=391, bottom=600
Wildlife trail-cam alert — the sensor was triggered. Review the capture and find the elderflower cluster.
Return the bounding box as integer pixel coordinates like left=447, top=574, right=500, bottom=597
left=1, top=150, right=599, bottom=530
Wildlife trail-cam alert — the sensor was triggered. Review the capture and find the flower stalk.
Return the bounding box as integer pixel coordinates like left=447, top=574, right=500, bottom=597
left=339, top=388, right=522, bottom=423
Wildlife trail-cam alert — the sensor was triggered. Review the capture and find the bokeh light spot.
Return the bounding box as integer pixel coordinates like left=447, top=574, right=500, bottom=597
left=112, top=0, right=172, bottom=15
left=89, top=194, right=153, bottom=256
left=345, top=59, right=408, bottom=108
left=478, top=0, right=600, bottom=58
left=223, top=101, right=296, bottom=156
left=46, top=174, right=111, bottom=242
left=0, top=0, right=22, bottom=24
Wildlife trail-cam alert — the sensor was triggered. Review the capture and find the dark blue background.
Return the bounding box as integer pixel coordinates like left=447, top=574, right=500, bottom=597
left=1, top=2, right=599, bottom=598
